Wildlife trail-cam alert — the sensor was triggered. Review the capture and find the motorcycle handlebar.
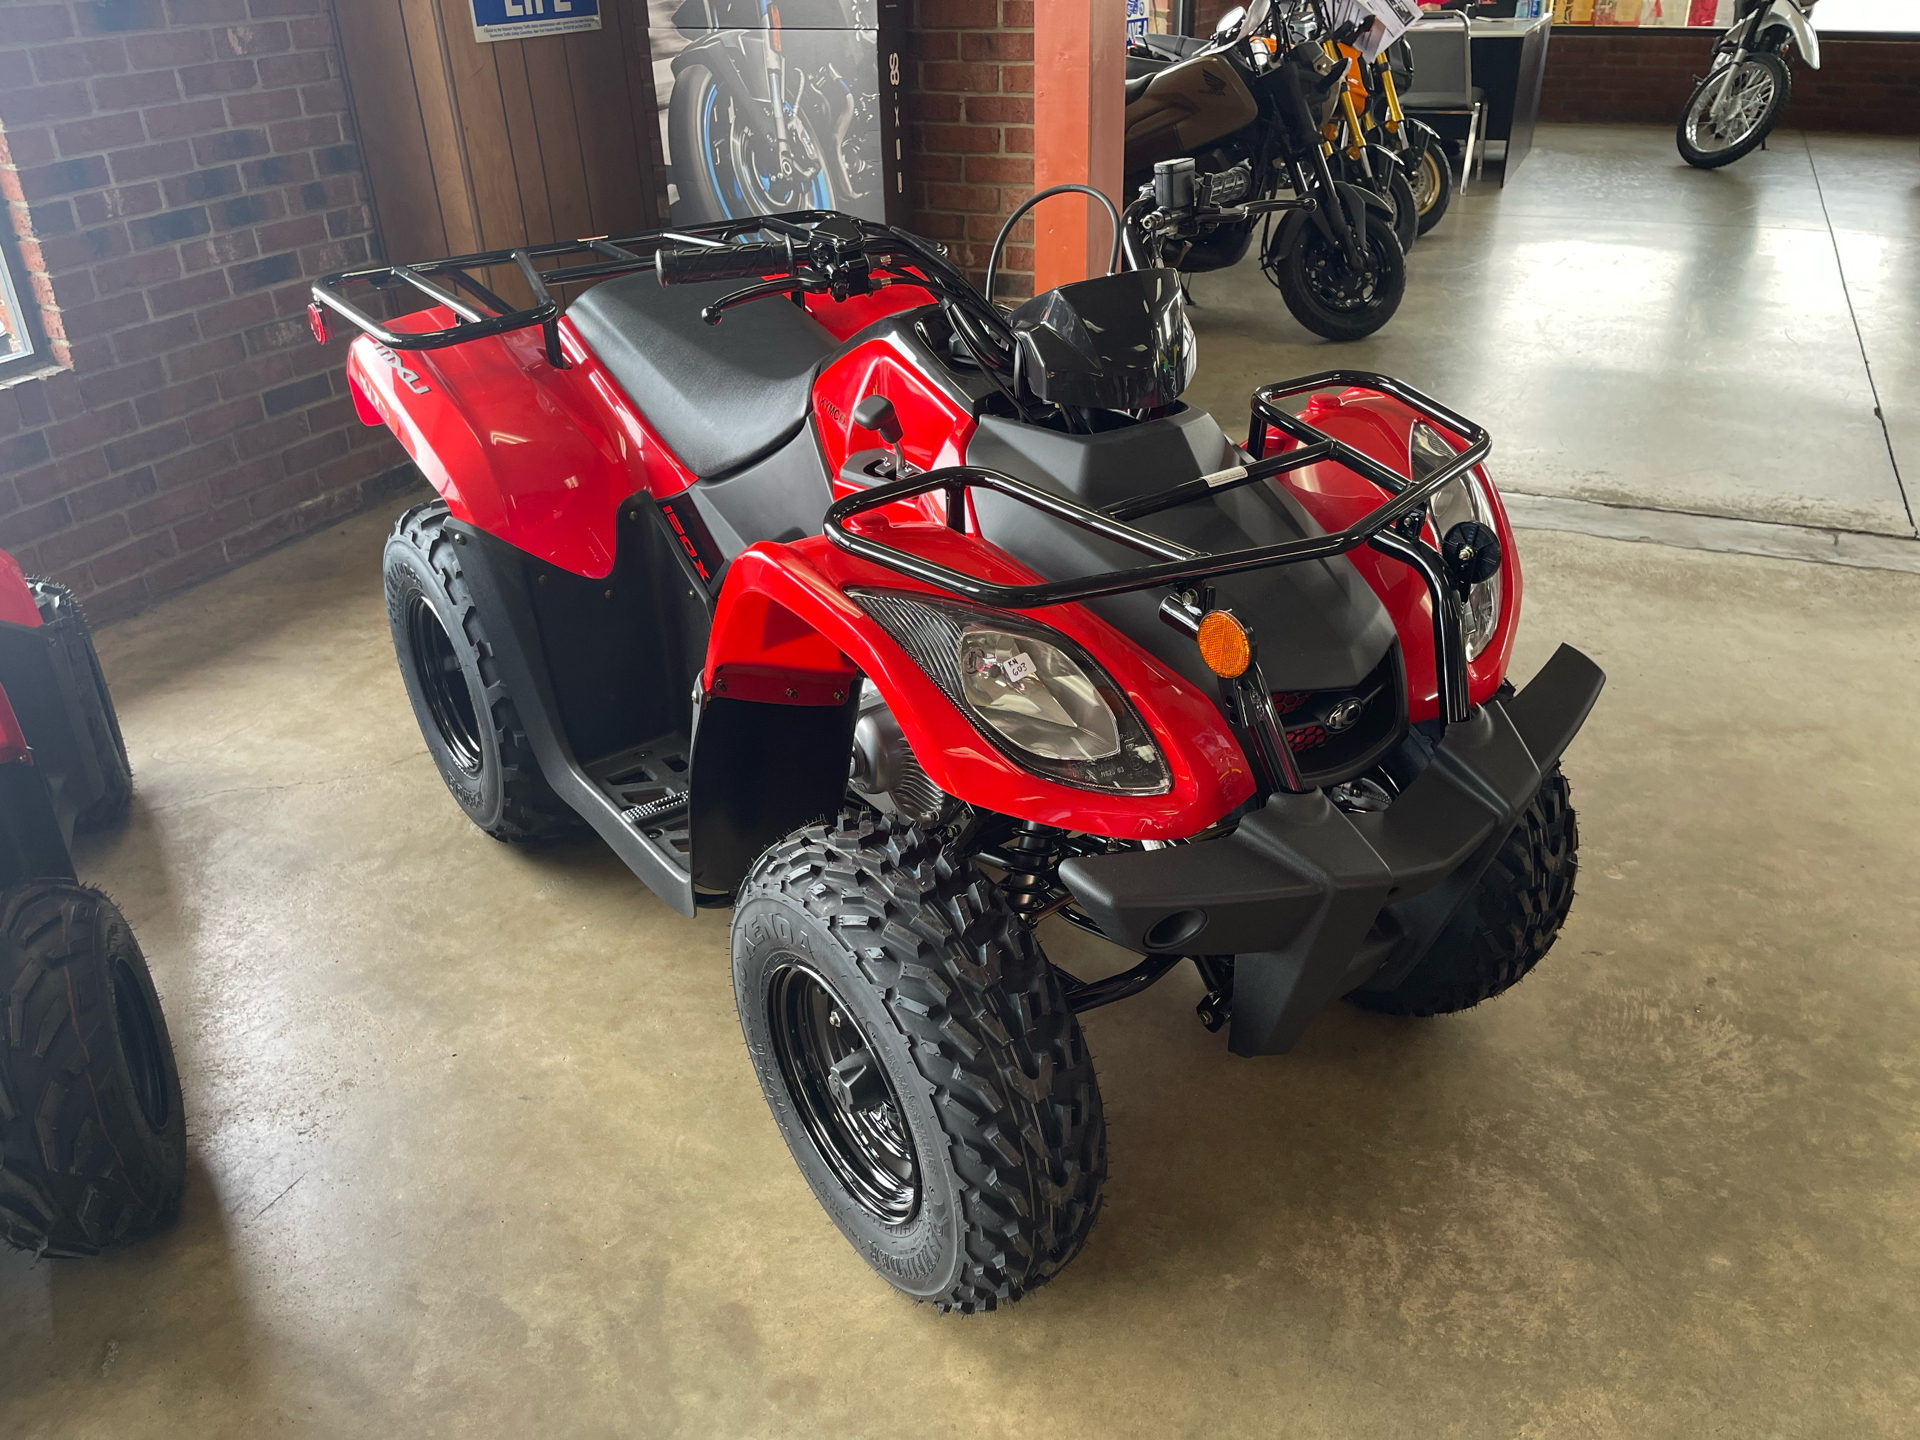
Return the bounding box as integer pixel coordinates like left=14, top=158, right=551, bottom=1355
left=654, top=241, right=794, bottom=286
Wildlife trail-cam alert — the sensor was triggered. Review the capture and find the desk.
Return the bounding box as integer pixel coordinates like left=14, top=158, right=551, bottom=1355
left=1470, top=15, right=1553, bottom=182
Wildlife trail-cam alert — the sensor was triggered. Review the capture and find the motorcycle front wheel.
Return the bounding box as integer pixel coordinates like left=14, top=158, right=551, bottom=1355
left=1409, top=142, right=1453, bottom=235
left=668, top=63, right=836, bottom=221
left=1266, top=219, right=1406, bottom=342
left=1676, top=53, right=1790, bottom=169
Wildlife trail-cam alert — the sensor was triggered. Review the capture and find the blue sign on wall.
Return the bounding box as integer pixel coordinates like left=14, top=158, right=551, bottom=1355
left=470, top=0, right=601, bottom=44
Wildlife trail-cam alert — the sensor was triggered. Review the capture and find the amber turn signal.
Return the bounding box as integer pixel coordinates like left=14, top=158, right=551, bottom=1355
left=1196, top=610, right=1251, bottom=678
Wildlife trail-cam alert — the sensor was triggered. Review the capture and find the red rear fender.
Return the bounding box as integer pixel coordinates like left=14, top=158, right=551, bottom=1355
left=345, top=313, right=698, bottom=578
left=704, top=529, right=1255, bottom=840
left=0, top=550, right=38, bottom=629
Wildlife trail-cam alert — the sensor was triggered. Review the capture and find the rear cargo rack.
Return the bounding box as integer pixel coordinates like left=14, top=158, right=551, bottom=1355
left=308, top=214, right=841, bottom=368
left=823, top=372, right=1492, bottom=782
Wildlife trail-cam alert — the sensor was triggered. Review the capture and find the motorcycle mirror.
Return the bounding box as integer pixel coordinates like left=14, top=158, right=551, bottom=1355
left=1212, top=5, right=1247, bottom=41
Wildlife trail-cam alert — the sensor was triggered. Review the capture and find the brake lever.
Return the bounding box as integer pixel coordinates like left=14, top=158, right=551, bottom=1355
left=700, top=276, right=809, bottom=325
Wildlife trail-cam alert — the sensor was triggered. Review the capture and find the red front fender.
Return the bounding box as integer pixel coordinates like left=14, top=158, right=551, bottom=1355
left=703, top=528, right=1256, bottom=842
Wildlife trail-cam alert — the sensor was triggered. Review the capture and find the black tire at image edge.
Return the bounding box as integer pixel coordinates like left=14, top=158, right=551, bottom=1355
left=0, top=882, right=185, bottom=1257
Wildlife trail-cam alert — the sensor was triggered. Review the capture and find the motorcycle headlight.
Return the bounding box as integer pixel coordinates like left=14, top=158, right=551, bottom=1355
left=851, top=590, right=1172, bottom=795
left=1409, top=422, right=1505, bottom=661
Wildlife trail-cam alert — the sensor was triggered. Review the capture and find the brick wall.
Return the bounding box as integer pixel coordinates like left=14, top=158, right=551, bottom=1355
left=0, top=0, right=410, bottom=625
left=906, top=0, right=1037, bottom=299
left=1540, top=32, right=1920, bottom=132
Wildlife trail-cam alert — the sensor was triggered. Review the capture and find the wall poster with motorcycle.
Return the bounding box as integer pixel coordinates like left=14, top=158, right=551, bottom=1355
left=649, top=0, right=908, bottom=226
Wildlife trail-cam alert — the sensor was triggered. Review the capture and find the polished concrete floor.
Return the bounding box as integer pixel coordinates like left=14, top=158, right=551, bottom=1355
left=1184, top=124, right=1919, bottom=539
left=5, top=126, right=1920, bottom=1437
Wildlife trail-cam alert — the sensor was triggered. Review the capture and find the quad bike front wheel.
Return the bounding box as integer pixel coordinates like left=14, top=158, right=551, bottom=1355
left=383, top=503, right=577, bottom=843
left=1349, top=766, right=1579, bottom=1016
left=1677, top=53, right=1790, bottom=169
left=0, top=882, right=185, bottom=1256
left=1268, top=218, right=1407, bottom=343
left=29, top=580, right=132, bottom=832
left=731, top=813, right=1106, bottom=1312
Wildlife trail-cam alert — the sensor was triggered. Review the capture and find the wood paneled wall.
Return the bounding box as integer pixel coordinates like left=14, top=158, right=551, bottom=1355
left=333, top=0, right=669, bottom=301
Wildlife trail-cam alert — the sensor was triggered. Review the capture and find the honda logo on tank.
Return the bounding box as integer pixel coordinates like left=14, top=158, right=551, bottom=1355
left=470, top=0, right=602, bottom=43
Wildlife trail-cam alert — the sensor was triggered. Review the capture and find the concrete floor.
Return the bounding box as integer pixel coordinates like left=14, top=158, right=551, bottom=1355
left=1184, top=125, right=1919, bottom=539
left=5, top=125, right=1920, bottom=1437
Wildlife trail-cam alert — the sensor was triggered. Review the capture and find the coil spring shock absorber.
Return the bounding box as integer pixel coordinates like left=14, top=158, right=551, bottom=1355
left=998, top=821, right=1062, bottom=925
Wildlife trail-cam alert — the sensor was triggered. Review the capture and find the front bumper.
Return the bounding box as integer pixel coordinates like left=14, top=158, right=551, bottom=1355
left=1058, top=644, right=1606, bottom=1056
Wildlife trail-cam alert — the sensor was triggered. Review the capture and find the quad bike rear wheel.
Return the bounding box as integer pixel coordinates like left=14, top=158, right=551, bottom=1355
left=383, top=503, right=577, bottom=843
left=1349, top=766, right=1578, bottom=1016
left=29, top=580, right=131, bottom=832
left=731, top=813, right=1105, bottom=1312
left=0, top=882, right=185, bottom=1256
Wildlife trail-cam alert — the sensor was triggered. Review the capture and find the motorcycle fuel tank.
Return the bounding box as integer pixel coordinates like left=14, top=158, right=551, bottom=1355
left=965, top=407, right=1397, bottom=696
left=1123, top=53, right=1260, bottom=172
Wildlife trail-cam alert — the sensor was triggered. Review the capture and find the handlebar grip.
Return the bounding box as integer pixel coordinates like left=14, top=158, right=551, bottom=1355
left=654, top=242, right=792, bottom=286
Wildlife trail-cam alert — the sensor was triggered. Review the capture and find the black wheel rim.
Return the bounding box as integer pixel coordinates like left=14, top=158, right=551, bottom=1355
left=1302, top=229, right=1384, bottom=314
left=112, top=958, right=171, bottom=1134
left=406, top=593, right=483, bottom=775
left=767, top=963, right=920, bottom=1224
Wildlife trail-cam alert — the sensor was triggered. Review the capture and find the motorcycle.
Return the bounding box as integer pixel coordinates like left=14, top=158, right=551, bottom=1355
left=1676, top=0, right=1819, bottom=169
left=1342, top=35, right=1452, bottom=237
left=1124, top=0, right=1407, bottom=340
left=1319, top=34, right=1419, bottom=255
left=665, top=0, right=877, bottom=220
left=311, top=200, right=1603, bottom=1310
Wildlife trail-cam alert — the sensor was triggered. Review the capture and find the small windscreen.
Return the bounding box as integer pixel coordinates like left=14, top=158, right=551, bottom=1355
left=1008, top=268, right=1197, bottom=412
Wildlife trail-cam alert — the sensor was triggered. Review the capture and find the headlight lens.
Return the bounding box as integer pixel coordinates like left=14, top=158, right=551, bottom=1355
left=958, top=627, right=1120, bottom=761
left=852, top=590, right=1171, bottom=795
left=1409, top=421, right=1504, bottom=661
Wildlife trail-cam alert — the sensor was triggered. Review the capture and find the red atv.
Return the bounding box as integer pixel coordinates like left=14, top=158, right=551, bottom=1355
left=313, top=195, right=1602, bottom=1311
left=0, top=549, right=186, bottom=1256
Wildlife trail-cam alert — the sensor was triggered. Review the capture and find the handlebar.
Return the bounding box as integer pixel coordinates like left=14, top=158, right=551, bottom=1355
left=655, top=240, right=793, bottom=286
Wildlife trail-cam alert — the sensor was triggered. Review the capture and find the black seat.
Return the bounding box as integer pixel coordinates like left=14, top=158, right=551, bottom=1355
left=1124, top=71, right=1155, bottom=103
left=568, top=270, right=837, bottom=480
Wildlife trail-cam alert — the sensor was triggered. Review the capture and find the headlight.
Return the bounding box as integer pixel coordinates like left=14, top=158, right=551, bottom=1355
left=1409, top=422, right=1504, bottom=660
left=851, top=590, right=1172, bottom=795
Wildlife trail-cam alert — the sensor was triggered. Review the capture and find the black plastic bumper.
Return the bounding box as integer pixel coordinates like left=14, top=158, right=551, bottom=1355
left=1058, top=644, right=1606, bottom=1056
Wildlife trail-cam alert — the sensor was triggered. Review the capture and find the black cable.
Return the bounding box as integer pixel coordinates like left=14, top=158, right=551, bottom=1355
left=984, top=184, right=1124, bottom=307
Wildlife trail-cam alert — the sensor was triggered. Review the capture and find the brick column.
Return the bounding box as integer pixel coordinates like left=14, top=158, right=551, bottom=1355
left=906, top=0, right=1036, bottom=300
left=1033, top=0, right=1125, bottom=290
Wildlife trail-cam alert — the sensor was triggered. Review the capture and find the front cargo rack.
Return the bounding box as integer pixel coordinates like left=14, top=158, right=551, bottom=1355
left=823, top=371, right=1493, bottom=792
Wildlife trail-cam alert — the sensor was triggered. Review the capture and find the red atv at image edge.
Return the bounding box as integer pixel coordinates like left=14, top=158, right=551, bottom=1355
left=0, top=548, right=186, bottom=1258
left=311, top=197, right=1603, bottom=1312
